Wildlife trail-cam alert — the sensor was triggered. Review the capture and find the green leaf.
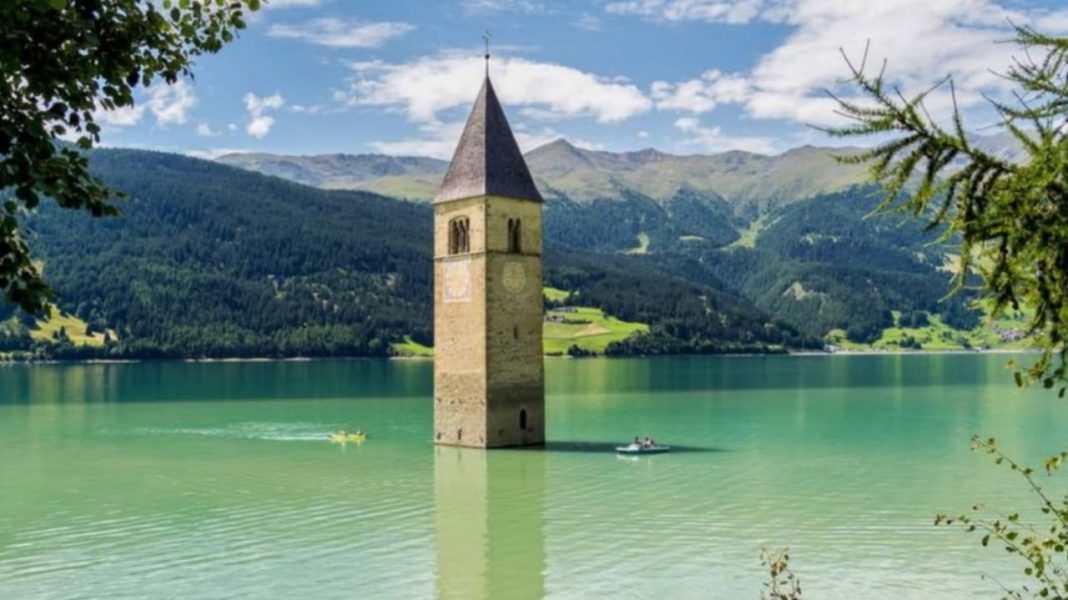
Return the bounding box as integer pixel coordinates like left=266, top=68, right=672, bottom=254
left=0, top=0, right=248, bottom=316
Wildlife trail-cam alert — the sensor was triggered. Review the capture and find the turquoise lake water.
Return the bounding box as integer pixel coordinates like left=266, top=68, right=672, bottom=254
left=0, top=354, right=1065, bottom=599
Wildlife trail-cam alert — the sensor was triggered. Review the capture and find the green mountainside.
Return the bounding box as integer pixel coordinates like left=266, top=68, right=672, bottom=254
left=215, top=141, right=874, bottom=256
left=2, top=149, right=432, bottom=359
left=673, top=188, right=983, bottom=342
left=0, top=135, right=1031, bottom=360
left=0, top=148, right=805, bottom=359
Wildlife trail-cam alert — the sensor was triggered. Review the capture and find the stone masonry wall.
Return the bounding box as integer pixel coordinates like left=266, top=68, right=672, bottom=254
left=434, top=195, right=544, bottom=448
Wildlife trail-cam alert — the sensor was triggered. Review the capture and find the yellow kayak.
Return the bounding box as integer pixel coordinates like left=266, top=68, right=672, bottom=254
left=329, top=432, right=367, bottom=443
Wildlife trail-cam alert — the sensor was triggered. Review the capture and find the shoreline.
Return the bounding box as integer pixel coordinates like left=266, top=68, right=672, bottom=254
left=0, top=347, right=1042, bottom=366
left=792, top=348, right=1040, bottom=357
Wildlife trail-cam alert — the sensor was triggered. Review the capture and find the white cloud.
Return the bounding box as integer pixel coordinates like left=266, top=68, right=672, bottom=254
left=247, top=116, right=275, bottom=138
left=344, top=52, right=651, bottom=125
left=606, top=0, right=769, bottom=24
left=651, top=69, right=750, bottom=113
left=289, top=103, right=331, bottom=115
left=146, top=80, right=196, bottom=125
left=245, top=92, right=285, bottom=114
left=93, top=104, right=145, bottom=128
left=195, top=123, right=220, bottom=137
left=267, top=18, right=414, bottom=48
left=673, top=117, right=777, bottom=154
left=637, top=130, right=650, bottom=139
left=461, top=0, right=545, bottom=13
left=186, top=148, right=254, bottom=160
left=348, top=52, right=650, bottom=157
left=263, top=0, right=322, bottom=7
left=369, top=120, right=578, bottom=159
left=570, top=138, right=606, bottom=151
left=368, top=121, right=461, bottom=158
left=635, top=0, right=1068, bottom=129
left=92, top=80, right=196, bottom=129
left=244, top=92, right=285, bottom=138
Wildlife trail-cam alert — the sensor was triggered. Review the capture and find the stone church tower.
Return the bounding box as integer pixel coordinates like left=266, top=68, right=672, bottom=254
left=433, top=74, right=544, bottom=448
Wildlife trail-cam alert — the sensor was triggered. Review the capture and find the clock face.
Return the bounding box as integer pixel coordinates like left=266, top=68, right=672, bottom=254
left=443, top=260, right=472, bottom=303
left=502, top=262, right=526, bottom=294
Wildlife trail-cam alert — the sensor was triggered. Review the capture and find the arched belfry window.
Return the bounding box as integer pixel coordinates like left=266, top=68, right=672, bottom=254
left=449, top=217, right=470, bottom=255
left=507, top=218, right=521, bottom=253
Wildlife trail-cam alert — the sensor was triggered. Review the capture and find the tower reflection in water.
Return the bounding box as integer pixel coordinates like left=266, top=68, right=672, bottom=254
left=434, top=447, right=546, bottom=600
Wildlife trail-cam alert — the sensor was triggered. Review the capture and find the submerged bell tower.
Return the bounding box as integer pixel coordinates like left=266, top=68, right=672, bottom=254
left=432, top=69, right=545, bottom=448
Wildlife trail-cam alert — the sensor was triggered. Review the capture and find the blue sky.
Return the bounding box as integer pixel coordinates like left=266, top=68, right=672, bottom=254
left=97, top=0, right=1068, bottom=159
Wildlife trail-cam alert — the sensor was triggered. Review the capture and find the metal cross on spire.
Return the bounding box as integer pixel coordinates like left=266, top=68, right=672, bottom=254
left=483, top=29, right=492, bottom=77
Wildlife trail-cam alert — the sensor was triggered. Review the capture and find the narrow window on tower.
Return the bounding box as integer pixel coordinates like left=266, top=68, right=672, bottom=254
left=507, top=218, right=522, bottom=253
left=449, top=217, right=470, bottom=255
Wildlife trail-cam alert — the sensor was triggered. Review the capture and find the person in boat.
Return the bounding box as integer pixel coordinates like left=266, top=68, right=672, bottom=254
left=642, top=436, right=651, bottom=448
left=649, top=438, right=657, bottom=447
left=632, top=436, right=640, bottom=447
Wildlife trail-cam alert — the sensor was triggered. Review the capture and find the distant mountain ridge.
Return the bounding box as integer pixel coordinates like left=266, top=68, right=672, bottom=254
left=217, top=140, right=872, bottom=213
left=526, top=140, right=871, bottom=214
left=215, top=152, right=447, bottom=200
left=217, top=133, right=1025, bottom=212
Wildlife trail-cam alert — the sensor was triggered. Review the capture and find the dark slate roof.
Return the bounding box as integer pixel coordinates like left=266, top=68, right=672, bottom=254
left=433, top=77, right=543, bottom=204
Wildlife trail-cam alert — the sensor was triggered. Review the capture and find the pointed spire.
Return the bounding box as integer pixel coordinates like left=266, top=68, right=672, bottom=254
left=434, top=76, right=543, bottom=204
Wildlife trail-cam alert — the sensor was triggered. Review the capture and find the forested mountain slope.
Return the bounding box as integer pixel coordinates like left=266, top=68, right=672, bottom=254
left=678, top=188, right=981, bottom=341
left=0, top=148, right=807, bottom=359
left=0, top=136, right=1008, bottom=359
left=15, top=149, right=432, bottom=358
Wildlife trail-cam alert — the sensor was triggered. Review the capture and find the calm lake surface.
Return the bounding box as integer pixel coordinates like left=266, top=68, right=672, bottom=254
left=1, top=354, right=1065, bottom=599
